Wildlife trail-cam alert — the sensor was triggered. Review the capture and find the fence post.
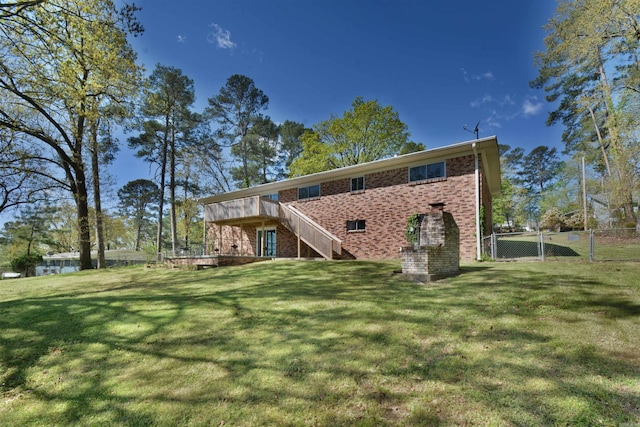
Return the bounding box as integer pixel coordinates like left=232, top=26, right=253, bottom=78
left=491, top=233, right=497, bottom=260
left=538, top=232, right=545, bottom=261
left=589, top=229, right=594, bottom=262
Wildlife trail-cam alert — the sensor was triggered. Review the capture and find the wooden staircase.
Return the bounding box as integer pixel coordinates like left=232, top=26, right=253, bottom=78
left=278, top=203, right=342, bottom=260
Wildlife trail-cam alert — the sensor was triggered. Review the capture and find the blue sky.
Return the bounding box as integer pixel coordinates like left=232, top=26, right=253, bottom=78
left=117, top=0, right=562, bottom=189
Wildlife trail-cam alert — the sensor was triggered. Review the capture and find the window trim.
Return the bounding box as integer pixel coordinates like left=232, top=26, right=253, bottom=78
left=346, top=219, right=366, bottom=232
left=350, top=176, right=365, bottom=192
left=298, top=184, right=320, bottom=200
left=408, top=160, right=446, bottom=183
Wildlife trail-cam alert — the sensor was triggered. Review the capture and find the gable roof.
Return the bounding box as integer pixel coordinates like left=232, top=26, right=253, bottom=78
left=199, top=136, right=501, bottom=204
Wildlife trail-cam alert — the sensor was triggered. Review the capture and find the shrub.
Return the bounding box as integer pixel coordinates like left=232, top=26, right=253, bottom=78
left=10, top=253, right=43, bottom=277
left=541, top=208, right=565, bottom=231
left=405, top=213, right=421, bottom=245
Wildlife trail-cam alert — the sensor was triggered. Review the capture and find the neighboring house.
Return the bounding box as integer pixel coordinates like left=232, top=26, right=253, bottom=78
left=199, top=136, right=501, bottom=261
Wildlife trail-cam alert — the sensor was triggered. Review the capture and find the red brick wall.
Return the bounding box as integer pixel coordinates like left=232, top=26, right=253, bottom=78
left=279, top=154, right=486, bottom=260
left=206, top=221, right=320, bottom=258
left=205, top=153, right=492, bottom=261
left=206, top=223, right=256, bottom=256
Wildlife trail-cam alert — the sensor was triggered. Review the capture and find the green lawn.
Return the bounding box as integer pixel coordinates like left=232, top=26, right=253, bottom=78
left=495, top=231, right=640, bottom=261
left=0, top=260, right=638, bottom=426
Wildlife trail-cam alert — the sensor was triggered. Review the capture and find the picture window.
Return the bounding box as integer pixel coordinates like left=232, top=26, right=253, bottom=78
left=409, top=161, right=446, bottom=182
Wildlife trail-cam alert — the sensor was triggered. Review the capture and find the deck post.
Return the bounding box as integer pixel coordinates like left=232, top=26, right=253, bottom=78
left=240, top=224, right=244, bottom=256
left=297, top=215, right=301, bottom=258
left=261, top=220, right=265, bottom=257
left=202, top=219, right=207, bottom=255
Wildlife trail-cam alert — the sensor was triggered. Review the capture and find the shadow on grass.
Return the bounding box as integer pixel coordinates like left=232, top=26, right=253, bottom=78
left=497, top=240, right=581, bottom=258
left=0, top=260, right=638, bottom=425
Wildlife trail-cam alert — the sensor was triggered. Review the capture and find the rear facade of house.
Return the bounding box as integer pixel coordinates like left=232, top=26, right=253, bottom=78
left=200, top=137, right=501, bottom=261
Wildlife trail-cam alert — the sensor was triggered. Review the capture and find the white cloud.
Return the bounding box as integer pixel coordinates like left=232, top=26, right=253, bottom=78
left=462, top=69, right=495, bottom=83
left=473, top=71, right=494, bottom=81
left=485, top=110, right=503, bottom=129
left=523, top=98, right=543, bottom=116
left=461, top=68, right=470, bottom=83
left=177, top=35, right=187, bottom=43
left=207, top=23, right=236, bottom=49
left=470, top=94, right=493, bottom=108
left=500, top=95, right=515, bottom=106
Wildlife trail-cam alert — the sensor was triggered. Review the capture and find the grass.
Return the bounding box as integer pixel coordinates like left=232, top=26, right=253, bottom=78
left=495, top=230, right=640, bottom=261
left=0, top=260, right=639, bottom=426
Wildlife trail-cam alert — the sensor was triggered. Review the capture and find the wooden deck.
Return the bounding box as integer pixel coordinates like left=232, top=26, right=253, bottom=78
left=204, top=196, right=342, bottom=260
left=164, top=255, right=272, bottom=268
left=204, top=196, right=279, bottom=224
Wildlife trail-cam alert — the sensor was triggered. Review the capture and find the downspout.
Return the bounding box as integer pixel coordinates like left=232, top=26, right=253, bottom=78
left=472, top=143, right=481, bottom=261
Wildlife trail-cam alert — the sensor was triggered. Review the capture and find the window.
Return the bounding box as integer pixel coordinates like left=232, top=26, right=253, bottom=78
left=263, top=193, right=278, bottom=201
left=298, top=184, right=320, bottom=200
left=350, top=176, right=365, bottom=192
left=347, top=220, right=366, bottom=232
left=409, top=161, right=446, bottom=182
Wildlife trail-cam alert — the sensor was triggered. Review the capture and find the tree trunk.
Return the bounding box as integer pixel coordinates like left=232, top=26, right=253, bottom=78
left=73, top=101, right=93, bottom=271
left=241, top=135, right=250, bottom=188
left=156, top=138, right=167, bottom=262
left=183, top=173, right=189, bottom=250
left=598, top=60, right=636, bottom=225
left=90, top=120, right=106, bottom=268
left=76, top=172, right=93, bottom=270
left=587, top=106, right=612, bottom=177
left=169, top=127, right=178, bottom=254
left=135, top=218, right=142, bottom=251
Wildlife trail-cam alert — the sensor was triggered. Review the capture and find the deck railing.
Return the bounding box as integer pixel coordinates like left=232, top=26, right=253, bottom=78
left=204, top=196, right=279, bottom=222
left=204, top=196, right=342, bottom=260
left=279, top=203, right=342, bottom=259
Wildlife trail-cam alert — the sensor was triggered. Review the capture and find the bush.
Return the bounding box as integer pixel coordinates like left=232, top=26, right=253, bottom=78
left=10, top=253, right=43, bottom=277
left=405, top=213, right=421, bottom=245
left=565, top=212, right=584, bottom=230
left=541, top=208, right=564, bottom=231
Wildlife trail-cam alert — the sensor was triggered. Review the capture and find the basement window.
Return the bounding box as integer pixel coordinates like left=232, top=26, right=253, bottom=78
left=347, top=220, right=366, bottom=232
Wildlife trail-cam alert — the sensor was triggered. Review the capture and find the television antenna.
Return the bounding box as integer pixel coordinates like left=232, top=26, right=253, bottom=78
left=463, top=121, right=480, bottom=139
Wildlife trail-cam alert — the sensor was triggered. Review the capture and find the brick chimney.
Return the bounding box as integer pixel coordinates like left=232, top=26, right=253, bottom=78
left=402, top=202, right=459, bottom=282
left=419, top=202, right=446, bottom=247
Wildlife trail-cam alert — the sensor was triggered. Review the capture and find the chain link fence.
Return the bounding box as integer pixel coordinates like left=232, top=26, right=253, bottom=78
left=483, top=229, right=640, bottom=262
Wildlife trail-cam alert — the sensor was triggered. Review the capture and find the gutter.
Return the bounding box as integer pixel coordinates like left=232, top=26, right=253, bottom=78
left=472, top=142, right=481, bottom=261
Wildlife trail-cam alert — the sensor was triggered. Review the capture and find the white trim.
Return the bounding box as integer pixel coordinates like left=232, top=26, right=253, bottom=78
left=298, top=184, right=321, bottom=200
left=350, top=175, right=365, bottom=192
left=346, top=219, right=366, bottom=232
left=256, top=226, right=277, bottom=257
left=408, top=160, right=446, bottom=182
left=199, top=137, right=501, bottom=204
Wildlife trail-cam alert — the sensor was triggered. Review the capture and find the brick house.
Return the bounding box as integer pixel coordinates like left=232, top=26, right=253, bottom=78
left=199, top=136, right=501, bottom=261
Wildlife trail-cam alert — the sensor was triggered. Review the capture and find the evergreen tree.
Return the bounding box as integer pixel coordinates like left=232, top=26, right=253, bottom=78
left=117, top=180, right=159, bottom=251
left=206, top=74, right=269, bottom=188
left=129, top=64, right=197, bottom=258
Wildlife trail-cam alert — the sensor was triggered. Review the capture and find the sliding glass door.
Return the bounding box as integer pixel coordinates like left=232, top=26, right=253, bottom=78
left=256, top=228, right=276, bottom=257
